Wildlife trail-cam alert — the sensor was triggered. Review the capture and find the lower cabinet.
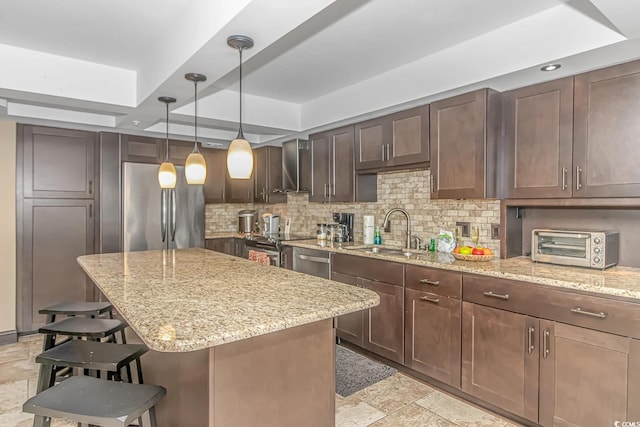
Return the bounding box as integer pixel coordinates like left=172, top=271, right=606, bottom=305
left=205, top=238, right=246, bottom=257
left=281, top=246, right=293, bottom=270
left=332, top=271, right=363, bottom=347
left=539, top=321, right=640, bottom=427
left=461, top=302, right=539, bottom=422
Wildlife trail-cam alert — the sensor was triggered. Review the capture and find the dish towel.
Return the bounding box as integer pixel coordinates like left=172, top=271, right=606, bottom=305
left=248, top=249, right=271, bottom=265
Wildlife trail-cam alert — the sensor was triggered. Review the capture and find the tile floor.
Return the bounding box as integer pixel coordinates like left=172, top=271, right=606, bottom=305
left=0, top=336, right=523, bottom=427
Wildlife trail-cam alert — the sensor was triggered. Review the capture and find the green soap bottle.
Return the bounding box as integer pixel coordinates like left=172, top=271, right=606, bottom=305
left=374, top=227, right=382, bottom=245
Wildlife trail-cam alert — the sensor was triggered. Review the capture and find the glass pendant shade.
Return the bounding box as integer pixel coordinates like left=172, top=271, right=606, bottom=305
left=185, top=151, right=207, bottom=184
left=158, top=161, right=177, bottom=188
left=227, top=137, right=254, bottom=179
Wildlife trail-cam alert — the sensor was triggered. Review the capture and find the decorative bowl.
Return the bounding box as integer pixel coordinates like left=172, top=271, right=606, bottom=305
left=452, top=253, right=494, bottom=262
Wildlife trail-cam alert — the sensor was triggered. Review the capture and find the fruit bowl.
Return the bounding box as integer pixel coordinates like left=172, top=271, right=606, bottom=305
left=452, top=253, right=494, bottom=262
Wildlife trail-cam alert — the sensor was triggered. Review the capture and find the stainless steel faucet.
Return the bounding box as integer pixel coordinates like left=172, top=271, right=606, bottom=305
left=382, top=208, right=411, bottom=250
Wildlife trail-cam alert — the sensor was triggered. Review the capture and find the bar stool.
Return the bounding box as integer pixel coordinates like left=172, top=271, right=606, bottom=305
left=39, top=301, right=114, bottom=324
left=39, top=317, right=127, bottom=350
left=23, top=376, right=165, bottom=427
left=35, top=340, right=148, bottom=392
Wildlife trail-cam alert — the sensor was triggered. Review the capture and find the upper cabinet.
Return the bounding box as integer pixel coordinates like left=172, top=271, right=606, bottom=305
left=573, top=60, right=640, bottom=198
left=253, top=146, right=286, bottom=204
left=201, top=148, right=227, bottom=204
left=355, top=105, right=429, bottom=172
left=430, top=89, right=500, bottom=199
left=503, top=77, right=574, bottom=198
left=121, top=135, right=164, bottom=164
left=309, top=125, right=356, bottom=202
left=20, top=125, right=97, bottom=199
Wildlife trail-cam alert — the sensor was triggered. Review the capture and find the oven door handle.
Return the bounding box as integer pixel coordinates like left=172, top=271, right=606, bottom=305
left=296, top=254, right=330, bottom=264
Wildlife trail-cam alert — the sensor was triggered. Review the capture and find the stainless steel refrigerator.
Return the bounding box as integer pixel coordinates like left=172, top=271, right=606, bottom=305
left=123, top=162, right=205, bottom=252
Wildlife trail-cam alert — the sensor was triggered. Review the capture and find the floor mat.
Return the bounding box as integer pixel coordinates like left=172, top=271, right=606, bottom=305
left=335, top=345, right=397, bottom=397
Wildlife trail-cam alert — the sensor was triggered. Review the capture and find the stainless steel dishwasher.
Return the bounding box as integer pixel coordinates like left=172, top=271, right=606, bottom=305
left=292, top=247, right=331, bottom=279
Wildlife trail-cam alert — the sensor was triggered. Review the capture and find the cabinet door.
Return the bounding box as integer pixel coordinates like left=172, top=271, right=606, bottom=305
left=234, top=239, right=247, bottom=258
left=18, top=199, right=95, bottom=332
left=461, top=302, right=539, bottom=422
left=430, top=89, right=493, bottom=199
left=504, top=78, right=574, bottom=198
left=309, top=132, right=331, bottom=202
left=355, top=116, right=389, bottom=171
left=361, top=277, right=404, bottom=364
left=331, top=271, right=363, bottom=346
left=205, top=238, right=235, bottom=255
left=281, top=246, right=294, bottom=270
left=121, top=134, right=164, bottom=164
left=167, top=140, right=197, bottom=166
left=405, top=288, right=461, bottom=387
left=330, top=126, right=355, bottom=202
left=201, top=148, right=227, bottom=203
left=21, top=125, right=96, bottom=199
left=387, top=104, right=429, bottom=167
left=574, top=60, right=640, bottom=197
left=253, top=146, right=286, bottom=204
left=225, top=172, right=253, bottom=203
left=539, top=321, right=640, bottom=427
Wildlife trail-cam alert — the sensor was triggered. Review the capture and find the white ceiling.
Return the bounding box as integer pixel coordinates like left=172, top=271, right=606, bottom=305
left=1, top=0, right=639, bottom=147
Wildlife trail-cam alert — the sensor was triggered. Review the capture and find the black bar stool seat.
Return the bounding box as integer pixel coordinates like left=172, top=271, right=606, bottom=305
left=36, top=340, right=148, bottom=388
left=39, top=301, right=113, bottom=322
left=39, top=317, right=126, bottom=341
left=23, top=376, right=165, bottom=427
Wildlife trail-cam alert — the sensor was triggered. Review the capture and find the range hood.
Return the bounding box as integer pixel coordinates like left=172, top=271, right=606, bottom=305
left=280, top=139, right=310, bottom=192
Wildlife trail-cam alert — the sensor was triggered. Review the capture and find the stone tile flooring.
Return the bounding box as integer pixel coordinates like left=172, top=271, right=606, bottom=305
left=0, top=336, right=523, bottom=426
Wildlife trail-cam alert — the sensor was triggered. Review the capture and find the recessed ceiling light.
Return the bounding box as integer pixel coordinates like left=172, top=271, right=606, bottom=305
left=132, top=120, right=141, bottom=126
left=541, top=64, right=561, bottom=72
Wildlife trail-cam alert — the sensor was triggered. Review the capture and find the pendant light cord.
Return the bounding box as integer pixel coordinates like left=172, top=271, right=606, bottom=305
left=194, top=80, right=200, bottom=153
left=165, top=102, right=170, bottom=161
left=237, top=47, right=244, bottom=140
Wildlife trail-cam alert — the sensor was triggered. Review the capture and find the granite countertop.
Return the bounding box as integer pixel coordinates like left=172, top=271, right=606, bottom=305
left=77, top=248, right=379, bottom=353
left=283, top=240, right=640, bottom=301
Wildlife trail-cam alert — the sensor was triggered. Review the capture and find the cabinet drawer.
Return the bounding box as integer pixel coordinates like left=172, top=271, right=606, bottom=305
left=332, top=254, right=403, bottom=285
left=463, top=274, right=640, bottom=339
left=406, top=265, right=461, bottom=298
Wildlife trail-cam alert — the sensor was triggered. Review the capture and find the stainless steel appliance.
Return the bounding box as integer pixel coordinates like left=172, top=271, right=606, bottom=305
left=238, top=210, right=258, bottom=235
left=531, top=229, right=619, bottom=270
left=245, top=234, right=315, bottom=267
left=262, top=213, right=280, bottom=236
left=332, top=212, right=354, bottom=243
left=123, top=162, right=204, bottom=252
left=292, top=247, right=331, bottom=279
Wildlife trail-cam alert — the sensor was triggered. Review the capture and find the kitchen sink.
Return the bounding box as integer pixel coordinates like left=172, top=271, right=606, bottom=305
left=345, top=246, right=419, bottom=258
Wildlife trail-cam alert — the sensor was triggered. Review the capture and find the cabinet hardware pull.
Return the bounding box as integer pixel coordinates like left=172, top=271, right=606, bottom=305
left=381, top=145, right=386, bottom=161
left=576, top=166, right=583, bottom=191
left=420, top=296, right=440, bottom=304
left=528, top=326, right=535, bottom=354
left=386, top=144, right=391, bottom=161
left=419, top=279, right=440, bottom=286
left=89, top=180, right=93, bottom=194
left=570, top=307, right=606, bottom=319
left=543, top=330, right=550, bottom=358
left=430, top=174, right=435, bottom=192
left=296, top=254, right=330, bottom=264
left=561, top=167, right=567, bottom=191
left=324, top=183, right=328, bottom=198
left=89, top=204, right=93, bottom=218
left=482, top=291, right=509, bottom=300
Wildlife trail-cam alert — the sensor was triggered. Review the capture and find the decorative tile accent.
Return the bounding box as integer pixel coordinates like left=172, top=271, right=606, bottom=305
left=205, top=170, right=500, bottom=253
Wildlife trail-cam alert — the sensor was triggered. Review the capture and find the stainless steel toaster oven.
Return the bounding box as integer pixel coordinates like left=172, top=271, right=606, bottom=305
left=531, top=229, right=619, bottom=270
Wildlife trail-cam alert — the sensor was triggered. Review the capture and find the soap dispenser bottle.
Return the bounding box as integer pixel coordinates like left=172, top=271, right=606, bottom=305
left=373, top=227, right=382, bottom=245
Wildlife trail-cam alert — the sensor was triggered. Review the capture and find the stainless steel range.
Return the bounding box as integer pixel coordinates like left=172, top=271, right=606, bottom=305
left=244, top=234, right=314, bottom=267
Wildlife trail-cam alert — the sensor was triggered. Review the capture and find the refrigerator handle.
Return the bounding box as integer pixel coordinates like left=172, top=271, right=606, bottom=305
left=171, top=188, right=177, bottom=242
left=161, top=189, right=167, bottom=243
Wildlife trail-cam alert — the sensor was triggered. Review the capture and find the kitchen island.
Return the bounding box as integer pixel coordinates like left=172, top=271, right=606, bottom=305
left=77, top=248, right=379, bottom=427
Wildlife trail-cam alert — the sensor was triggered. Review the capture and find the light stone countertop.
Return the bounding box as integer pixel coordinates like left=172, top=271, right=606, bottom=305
left=283, top=239, right=640, bottom=302
left=77, top=248, right=379, bottom=353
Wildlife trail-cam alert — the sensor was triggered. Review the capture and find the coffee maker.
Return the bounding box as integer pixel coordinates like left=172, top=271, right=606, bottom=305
left=332, top=212, right=354, bottom=242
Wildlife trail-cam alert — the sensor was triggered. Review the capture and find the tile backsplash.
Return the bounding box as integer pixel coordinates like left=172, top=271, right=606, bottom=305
left=205, top=169, right=500, bottom=252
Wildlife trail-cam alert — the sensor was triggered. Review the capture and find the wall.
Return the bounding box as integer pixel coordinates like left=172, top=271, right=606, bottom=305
left=0, top=121, right=17, bottom=336
left=205, top=169, right=501, bottom=253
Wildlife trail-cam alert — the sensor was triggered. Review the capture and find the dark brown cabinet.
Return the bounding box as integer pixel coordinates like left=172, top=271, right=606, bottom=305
left=121, top=134, right=164, bottom=164
left=309, top=126, right=355, bottom=202
left=503, top=77, right=574, bottom=198
left=355, top=105, right=429, bottom=172
left=18, top=199, right=96, bottom=332
left=404, top=265, right=461, bottom=387
left=539, top=321, right=640, bottom=427
left=430, top=89, right=500, bottom=199
left=20, top=126, right=97, bottom=199
left=225, top=172, right=254, bottom=203
left=201, top=148, right=227, bottom=203
left=331, top=254, right=404, bottom=363
left=205, top=238, right=246, bottom=257
left=573, top=60, right=640, bottom=197
left=281, top=246, right=293, bottom=270
left=253, top=146, right=286, bottom=204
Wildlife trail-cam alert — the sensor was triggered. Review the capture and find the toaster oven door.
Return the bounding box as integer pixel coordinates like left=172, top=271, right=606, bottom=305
left=532, top=231, right=591, bottom=267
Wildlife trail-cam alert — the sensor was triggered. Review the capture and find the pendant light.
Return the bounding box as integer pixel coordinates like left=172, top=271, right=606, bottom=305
left=157, top=96, right=177, bottom=188
left=226, top=35, right=254, bottom=179
left=184, top=73, right=208, bottom=185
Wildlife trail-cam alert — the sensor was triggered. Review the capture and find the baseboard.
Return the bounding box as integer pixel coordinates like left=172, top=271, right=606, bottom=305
left=0, top=330, right=18, bottom=345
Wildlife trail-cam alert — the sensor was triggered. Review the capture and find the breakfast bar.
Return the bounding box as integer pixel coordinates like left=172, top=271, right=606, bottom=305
left=77, top=248, right=379, bottom=427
